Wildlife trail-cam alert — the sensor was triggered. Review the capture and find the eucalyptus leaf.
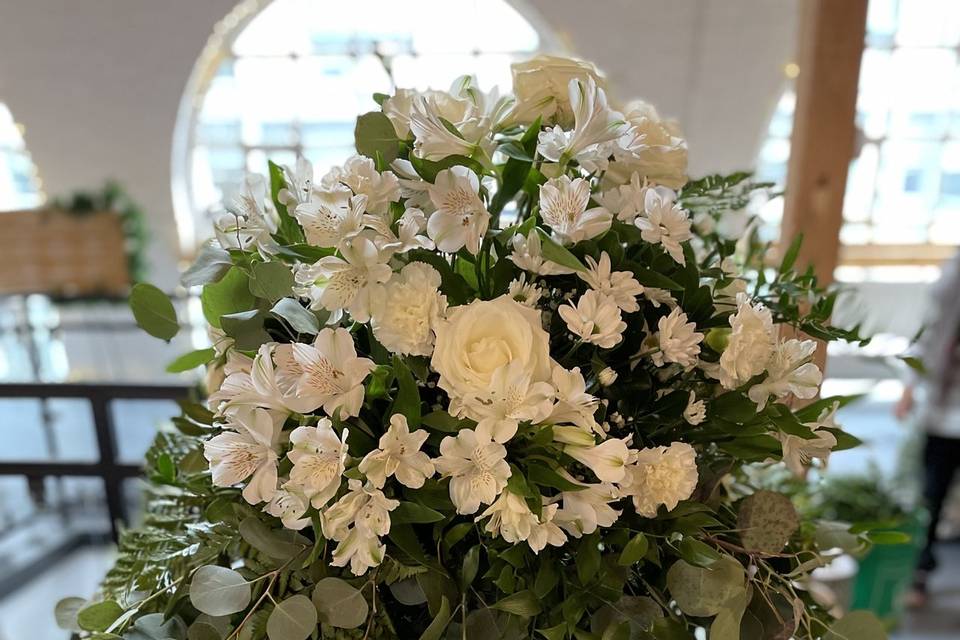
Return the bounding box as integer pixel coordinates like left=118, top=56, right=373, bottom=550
left=239, top=517, right=308, bottom=560
left=418, top=595, right=451, bottom=640
left=248, top=261, right=294, bottom=302
left=389, top=577, right=428, bottom=606
left=271, top=298, right=319, bottom=335
left=665, top=557, right=745, bottom=617
left=824, top=610, right=887, bottom=640
left=166, top=348, right=216, bottom=373
left=54, top=596, right=86, bottom=632
left=311, top=577, right=368, bottom=629
left=187, top=621, right=223, bottom=640
left=181, top=241, right=232, bottom=287
left=126, top=613, right=187, bottom=640
left=189, top=565, right=252, bottom=617
left=355, top=111, right=400, bottom=163
left=129, top=283, right=179, bottom=341
left=77, top=600, right=124, bottom=632
left=201, top=267, right=255, bottom=328
left=266, top=594, right=316, bottom=640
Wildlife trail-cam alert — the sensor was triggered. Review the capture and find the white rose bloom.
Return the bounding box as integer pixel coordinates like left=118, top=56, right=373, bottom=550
left=507, top=274, right=543, bottom=307
left=371, top=262, right=447, bottom=357
left=215, top=173, right=279, bottom=256
left=454, top=359, right=555, bottom=443
left=358, top=414, right=435, bottom=489
left=653, top=307, right=703, bottom=368
left=510, top=55, right=606, bottom=127
left=548, top=365, right=601, bottom=435
left=553, top=473, right=621, bottom=537
left=294, top=188, right=365, bottom=249
left=275, top=328, right=375, bottom=418
left=286, top=418, right=348, bottom=509
left=508, top=229, right=575, bottom=276
left=606, top=100, right=688, bottom=190
left=683, top=391, right=707, bottom=425
left=322, top=480, right=399, bottom=576
left=579, top=251, right=644, bottom=313
left=264, top=484, right=311, bottom=530
left=426, top=166, right=491, bottom=255
left=431, top=295, right=552, bottom=400
left=559, top=290, right=626, bottom=349
left=322, top=155, right=400, bottom=217
left=636, top=188, right=692, bottom=265
left=719, top=293, right=776, bottom=390
left=539, top=175, right=612, bottom=245
left=536, top=78, right=626, bottom=170
left=748, top=339, right=822, bottom=411
left=204, top=406, right=282, bottom=505
left=303, top=234, right=393, bottom=322
left=619, top=442, right=698, bottom=518
left=780, top=402, right=839, bottom=477
left=434, top=428, right=511, bottom=515
left=563, top=436, right=632, bottom=483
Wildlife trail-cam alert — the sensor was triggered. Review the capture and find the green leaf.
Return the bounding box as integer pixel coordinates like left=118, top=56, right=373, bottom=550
left=126, top=613, right=187, bottom=640
left=391, top=355, right=421, bottom=427
left=268, top=160, right=304, bottom=244
left=709, top=585, right=749, bottom=640
left=129, top=283, right=179, bottom=341
left=576, top=534, right=602, bottom=584
left=527, top=462, right=585, bottom=492
left=461, top=544, right=482, bottom=589
left=409, top=154, right=484, bottom=183
left=779, top=233, right=803, bottom=274
left=421, top=410, right=471, bottom=432
left=629, top=265, right=684, bottom=291
left=312, top=577, right=369, bottom=629
left=392, top=501, right=445, bottom=524
left=201, top=267, right=255, bottom=329
left=155, top=453, right=176, bottom=483
left=187, top=621, right=223, bottom=640
left=491, top=590, right=542, bottom=618
left=666, top=557, right=745, bottom=617
left=221, top=310, right=271, bottom=350
left=824, top=610, right=888, bottom=640
left=239, top=517, right=308, bottom=560
left=355, top=111, right=401, bottom=163
left=678, top=537, right=722, bottom=568
left=866, top=530, right=911, bottom=545
left=618, top=533, right=649, bottom=566
left=535, top=228, right=586, bottom=272
left=898, top=355, right=926, bottom=374
left=189, top=565, right=252, bottom=617
left=77, top=600, right=124, bottom=632
left=270, top=298, right=319, bottom=335
left=181, top=241, right=233, bottom=287
left=166, top=348, right=216, bottom=373
left=54, top=596, right=86, bottom=632
left=418, top=596, right=451, bottom=640
left=248, top=261, right=294, bottom=302
left=266, top=594, right=316, bottom=640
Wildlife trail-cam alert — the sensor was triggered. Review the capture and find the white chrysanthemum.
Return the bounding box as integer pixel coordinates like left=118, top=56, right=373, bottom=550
left=642, top=286, right=675, bottom=309
left=780, top=402, right=839, bottom=477
left=508, top=230, right=575, bottom=276
left=507, top=274, right=542, bottom=307
left=579, top=251, right=644, bottom=312
left=204, top=406, right=282, bottom=505
left=748, top=339, right=822, bottom=411
left=635, top=188, right=692, bottom=265
left=653, top=307, right=703, bottom=368
left=426, top=166, right=491, bottom=255
left=683, top=391, right=706, bottom=425
left=539, top=175, right=612, bottom=245
left=286, top=418, right=348, bottom=509
left=302, top=235, right=393, bottom=323
left=371, top=262, right=446, bottom=357
left=358, top=414, right=435, bottom=489
left=619, top=442, right=698, bottom=518
left=294, top=188, right=364, bottom=249
left=559, top=290, right=626, bottom=349
left=322, top=155, right=400, bottom=216
left=563, top=436, right=632, bottom=484
left=454, top=360, right=555, bottom=443
left=434, top=428, right=511, bottom=515
left=322, top=479, right=399, bottom=576
left=719, top=293, right=776, bottom=389
left=548, top=365, right=602, bottom=435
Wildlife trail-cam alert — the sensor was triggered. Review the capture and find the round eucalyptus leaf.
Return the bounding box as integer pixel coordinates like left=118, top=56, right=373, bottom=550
left=77, top=600, right=124, bottom=632
left=54, top=596, right=86, bottom=632
left=311, top=577, right=368, bottom=629
left=189, top=565, right=252, bottom=617
left=389, top=577, right=427, bottom=605
left=824, top=610, right=888, bottom=640
left=590, top=595, right=663, bottom=637
left=126, top=613, right=188, bottom=640
left=187, top=620, right=223, bottom=640
left=666, top=557, right=746, bottom=617
left=266, top=594, right=317, bottom=640
left=129, top=283, right=179, bottom=342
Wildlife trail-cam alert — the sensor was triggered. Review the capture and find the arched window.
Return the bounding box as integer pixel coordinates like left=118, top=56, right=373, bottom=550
left=0, top=102, right=43, bottom=210
left=172, top=0, right=552, bottom=251
left=757, top=0, right=960, bottom=262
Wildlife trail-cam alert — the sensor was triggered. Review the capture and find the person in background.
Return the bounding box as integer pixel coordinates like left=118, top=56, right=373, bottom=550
left=895, top=250, right=960, bottom=608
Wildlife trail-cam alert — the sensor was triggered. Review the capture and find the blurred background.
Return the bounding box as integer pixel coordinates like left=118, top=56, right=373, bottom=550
left=0, top=0, right=957, bottom=637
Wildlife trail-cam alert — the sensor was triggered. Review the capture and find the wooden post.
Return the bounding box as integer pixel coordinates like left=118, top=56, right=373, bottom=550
left=780, top=0, right=868, bottom=372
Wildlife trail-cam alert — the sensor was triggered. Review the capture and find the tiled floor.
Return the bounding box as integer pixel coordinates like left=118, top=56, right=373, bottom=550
left=893, top=543, right=960, bottom=640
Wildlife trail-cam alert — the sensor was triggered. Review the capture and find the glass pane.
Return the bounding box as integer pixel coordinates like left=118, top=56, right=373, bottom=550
left=857, top=48, right=892, bottom=140
left=111, top=399, right=179, bottom=464
left=843, top=143, right=879, bottom=222
left=895, top=0, right=960, bottom=47
left=885, top=48, right=956, bottom=139
left=872, top=141, right=940, bottom=237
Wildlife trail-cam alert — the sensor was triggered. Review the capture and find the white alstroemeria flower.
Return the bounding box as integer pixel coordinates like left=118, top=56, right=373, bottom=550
left=455, top=360, right=555, bottom=443
left=606, top=100, right=689, bottom=190
left=477, top=490, right=539, bottom=544
left=367, top=207, right=434, bottom=254
left=548, top=365, right=601, bottom=435
left=617, top=175, right=674, bottom=224
left=719, top=293, right=776, bottom=390
left=204, top=406, right=283, bottom=505
left=579, top=251, right=644, bottom=313
left=322, top=480, right=400, bottom=576
left=390, top=158, right=433, bottom=212
left=295, top=189, right=365, bottom=249
left=370, top=262, right=447, bottom=357
left=328, top=525, right=384, bottom=576
left=426, top=166, right=491, bottom=255
left=507, top=274, right=543, bottom=307
left=508, top=230, right=575, bottom=276
left=563, top=436, right=632, bottom=483
left=434, top=429, right=511, bottom=515
left=619, top=442, right=698, bottom=518
left=322, top=155, right=400, bottom=217
left=382, top=87, right=421, bottom=138
left=510, top=55, right=606, bottom=127
left=280, top=328, right=375, bottom=418
left=287, top=418, right=349, bottom=508
left=536, top=77, right=625, bottom=168
left=279, top=156, right=315, bottom=208
left=308, top=235, right=393, bottom=322
left=559, top=290, right=626, bottom=349
left=653, top=307, right=703, bottom=368
left=683, top=391, right=707, bottom=425
left=358, top=414, right=435, bottom=489
left=408, top=93, right=479, bottom=160
left=264, top=484, right=311, bottom=530
left=208, top=350, right=255, bottom=413
left=539, top=175, right=612, bottom=245
left=748, top=339, right=822, bottom=411
left=527, top=504, right=569, bottom=553
left=780, top=402, right=839, bottom=477
left=215, top=174, right=279, bottom=256
left=635, top=188, right=692, bottom=265
left=553, top=474, right=621, bottom=537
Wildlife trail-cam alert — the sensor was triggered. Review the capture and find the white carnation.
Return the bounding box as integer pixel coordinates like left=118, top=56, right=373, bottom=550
left=719, top=293, right=775, bottom=389
left=371, top=262, right=447, bottom=357
left=619, top=442, right=698, bottom=518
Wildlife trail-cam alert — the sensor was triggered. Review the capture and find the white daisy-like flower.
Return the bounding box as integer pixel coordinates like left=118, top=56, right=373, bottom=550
left=539, top=175, right=612, bottom=245
left=780, top=402, right=839, bottom=477
left=370, top=261, right=447, bottom=357
left=559, top=290, right=626, bottom=349
left=286, top=418, right=349, bottom=509
left=305, top=235, right=393, bottom=323
left=642, top=286, right=676, bottom=308
left=562, top=435, right=632, bottom=483
left=294, top=189, right=364, bottom=249
left=578, top=251, right=644, bottom=312
left=508, top=229, right=575, bottom=276
left=322, top=155, right=400, bottom=217
left=322, top=479, right=399, bottom=576
left=748, top=339, right=822, bottom=411
left=548, top=365, right=602, bottom=435
left=635, top=188, right=692, bottom=265
left=618, top=442, right=698, bottom=518
left=507, top=274, right=543, bottom=307
left=358, top=414, right=435, bottom=489
left=615, top=172, right=647, bottom=223
left=536, top=77, right=625, bottom=169
left=719, top=293, right=776, bottom=390
left=426, top=166, right=491, bottom=255
left=434, top=428, right=511, bottom=515
left=683, top=391, right=707, bottom=425
left=454, top=359, right=555, bottom=443
left=653, top=307, right=703, bottom=368
left=203, top=406, right=283, bottom=505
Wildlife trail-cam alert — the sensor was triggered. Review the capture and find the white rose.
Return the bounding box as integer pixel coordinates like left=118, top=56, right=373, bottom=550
left=606, top=100, right=688, bottom=190
left=719, top=293, right=775, bottom=390
left=431, top=295, right=552, bottom=400
left=510, top=55, right=606, bottom=127
left=371, top=262, right=447, bottom=357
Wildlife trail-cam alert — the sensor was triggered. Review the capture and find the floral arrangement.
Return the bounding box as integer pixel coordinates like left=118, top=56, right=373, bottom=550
left=62, top=55, right=889, bottom=640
